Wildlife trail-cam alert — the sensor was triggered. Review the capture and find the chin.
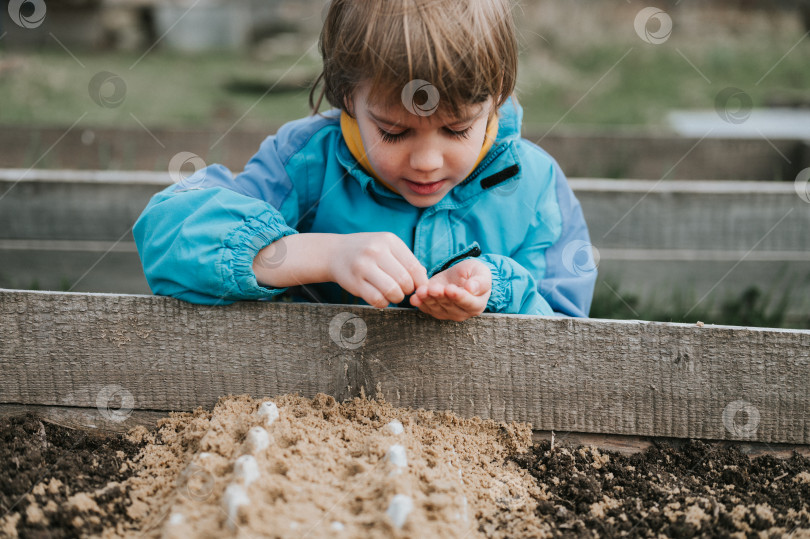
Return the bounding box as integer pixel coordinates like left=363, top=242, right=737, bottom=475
left=403, top=193, right=443, bottom=208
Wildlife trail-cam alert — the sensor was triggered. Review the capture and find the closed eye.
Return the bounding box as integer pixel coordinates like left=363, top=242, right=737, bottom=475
left=377, top=126, right=472, bottom=144
left=378, top=128, right=408, bottom=143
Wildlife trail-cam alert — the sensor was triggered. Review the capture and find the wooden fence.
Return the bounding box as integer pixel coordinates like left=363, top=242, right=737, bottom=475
left=2, top=169, right=808, bottom=322
left=1, top=289, right=808, bottom=453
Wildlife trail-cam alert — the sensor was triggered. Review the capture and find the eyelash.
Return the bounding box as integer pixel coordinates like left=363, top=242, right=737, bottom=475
left=378, top=127, right=472, bottom=144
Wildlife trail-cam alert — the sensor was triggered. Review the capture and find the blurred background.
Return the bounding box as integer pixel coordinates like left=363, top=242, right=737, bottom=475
left=1, top=0, right=809, bottom=328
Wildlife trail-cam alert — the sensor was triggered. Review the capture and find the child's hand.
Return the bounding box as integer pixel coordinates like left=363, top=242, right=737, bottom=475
left=329, top=232, right=428, bottom=309
left=410, top=259, right=491, bottom=322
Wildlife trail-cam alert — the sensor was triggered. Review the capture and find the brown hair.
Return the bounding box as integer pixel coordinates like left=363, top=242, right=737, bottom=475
left=309, top=0, right=518, bottom=118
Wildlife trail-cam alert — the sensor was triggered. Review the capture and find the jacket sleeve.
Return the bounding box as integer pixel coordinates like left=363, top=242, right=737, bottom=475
left=479, top=160, right=596, bottom=317
left=133, top=128, right=310, bottom=305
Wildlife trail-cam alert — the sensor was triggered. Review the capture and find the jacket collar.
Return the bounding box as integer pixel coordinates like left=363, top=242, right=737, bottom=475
left=334, top=96, right=524, bottom=206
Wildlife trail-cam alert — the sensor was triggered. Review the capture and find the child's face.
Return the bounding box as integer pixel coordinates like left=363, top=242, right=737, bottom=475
left=352, top=83, right=494, bottom=208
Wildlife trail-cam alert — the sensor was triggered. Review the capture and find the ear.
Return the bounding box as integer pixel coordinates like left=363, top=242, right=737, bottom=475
left=343, top=93, right=356, bottom=118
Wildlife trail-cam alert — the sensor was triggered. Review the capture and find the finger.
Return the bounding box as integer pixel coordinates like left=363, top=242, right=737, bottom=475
left=418, top=293, right=442, bottom=310
left=442, top=287, right=486, bottom=317
left=413, top=295, right=441, bottom=317
left=443, top=285, right=477, bottom=310
left=362, top=271, right=405, bottom=306
left=354, top=281, right=391, bottom=309
left=430, top=297, right=472, bottom=321
left=427, top=282, right=445, bottom=298
left=414, top=284, right=429, bottom=298
left=375, top=252, right=418, bottom=296
left=421, top=300, right=455, bottom=321
left=391, top=243, right=429, bottom=290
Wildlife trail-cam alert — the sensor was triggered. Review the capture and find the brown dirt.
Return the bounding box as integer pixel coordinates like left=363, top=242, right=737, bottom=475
left=513, top=439, right=810, bottom=538
left=0, top=413, right=142, bottom=538
left=2, top=397, right=810, bottom=538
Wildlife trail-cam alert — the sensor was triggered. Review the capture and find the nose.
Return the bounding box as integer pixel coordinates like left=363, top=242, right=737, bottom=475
left=409, top=140, right=443, bottom=173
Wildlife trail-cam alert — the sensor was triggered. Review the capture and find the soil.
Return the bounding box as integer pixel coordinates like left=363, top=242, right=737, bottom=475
left=1, top=397, right=809, bottom=538
left=513, top=440, right=810, bottom=538
left=0, top=413, right=142, bottom=539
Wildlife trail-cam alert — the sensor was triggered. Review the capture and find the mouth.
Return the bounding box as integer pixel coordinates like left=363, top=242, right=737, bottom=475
left=404, top=179, right=445, bottom=195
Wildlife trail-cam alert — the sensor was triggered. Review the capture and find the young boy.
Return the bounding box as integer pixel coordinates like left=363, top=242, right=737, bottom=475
left=133, top=0, right=596, bottom=321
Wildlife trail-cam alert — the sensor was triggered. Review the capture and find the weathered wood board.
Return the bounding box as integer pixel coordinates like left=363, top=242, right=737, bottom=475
left=1, top=289, right=808, bottom=445
left=2, top=171, right=808, bottom=320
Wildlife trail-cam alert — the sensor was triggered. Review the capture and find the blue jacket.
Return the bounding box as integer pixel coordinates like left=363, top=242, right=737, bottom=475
left=133, top=98, right=596, bottom=316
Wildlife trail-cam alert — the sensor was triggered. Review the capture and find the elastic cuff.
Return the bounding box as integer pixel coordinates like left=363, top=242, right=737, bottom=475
left=480, top=259, right=509, bottom=313
left=222, top=210, right=298, bottom=300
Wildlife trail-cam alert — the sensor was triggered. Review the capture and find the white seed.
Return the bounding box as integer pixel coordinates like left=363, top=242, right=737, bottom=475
left=455, top=496, right=468, bottom=522
left=385, top=420, right=404, bottom=435
left=387, top=444, right=407, bottom=469
left=258, top=401, right=279, bottom=426
left=245, top=426, right=270, bottom=454
left=233, top=455, right=260, bottom=486
left=223, top=484, right=250, bottom=529
left=330, top=521, right=345, bottom=531
left=386, top=494, right=413, bottom=529
left=168, top=512, right=185, bottom=526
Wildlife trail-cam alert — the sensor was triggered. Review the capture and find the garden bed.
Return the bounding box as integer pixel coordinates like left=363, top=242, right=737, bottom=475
left=2, top=395, right=809, bottom=538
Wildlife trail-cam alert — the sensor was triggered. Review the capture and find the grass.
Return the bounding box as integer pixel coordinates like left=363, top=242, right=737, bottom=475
left=1, top=9, right=808, bottom=133
left=516, top=39, right=810, bottom=131
left=0, top=48, right=321, bottom=130
left=590, top=278, right=810, bottom=330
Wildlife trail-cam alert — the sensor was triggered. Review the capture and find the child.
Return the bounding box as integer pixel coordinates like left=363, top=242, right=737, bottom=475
left=133, top=0, right=596, bottom=321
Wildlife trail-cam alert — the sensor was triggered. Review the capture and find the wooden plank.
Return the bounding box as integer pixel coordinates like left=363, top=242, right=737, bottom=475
left=531, top=431, right=810, bottom=458
left=0, top=404, right=167, bottom=434
left=573, top=179, right=810, bottom=253
left=0, top=173, right=165, bottom=241
left=2, top=173, right=807, bottom=318
left=0, top=250, right=149, bottom=294
left=1, top=289, right=808, bottom=444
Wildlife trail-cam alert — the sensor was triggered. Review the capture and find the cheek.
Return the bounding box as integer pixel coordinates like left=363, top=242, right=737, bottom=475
left=453, top=136, right=484, bottom=167
left=367, top=144, right=403, bottom=175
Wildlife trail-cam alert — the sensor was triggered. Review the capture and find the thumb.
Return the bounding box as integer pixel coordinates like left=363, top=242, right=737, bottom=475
left=466, top=279, right=480, bottom=295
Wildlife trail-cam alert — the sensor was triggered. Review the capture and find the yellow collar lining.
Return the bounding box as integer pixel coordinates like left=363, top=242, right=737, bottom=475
left=340, top=111, right=499, bottom=194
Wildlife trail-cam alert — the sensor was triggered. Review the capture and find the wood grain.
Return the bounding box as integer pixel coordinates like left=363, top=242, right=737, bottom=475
left=2, top=290, right=808, bottom=444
